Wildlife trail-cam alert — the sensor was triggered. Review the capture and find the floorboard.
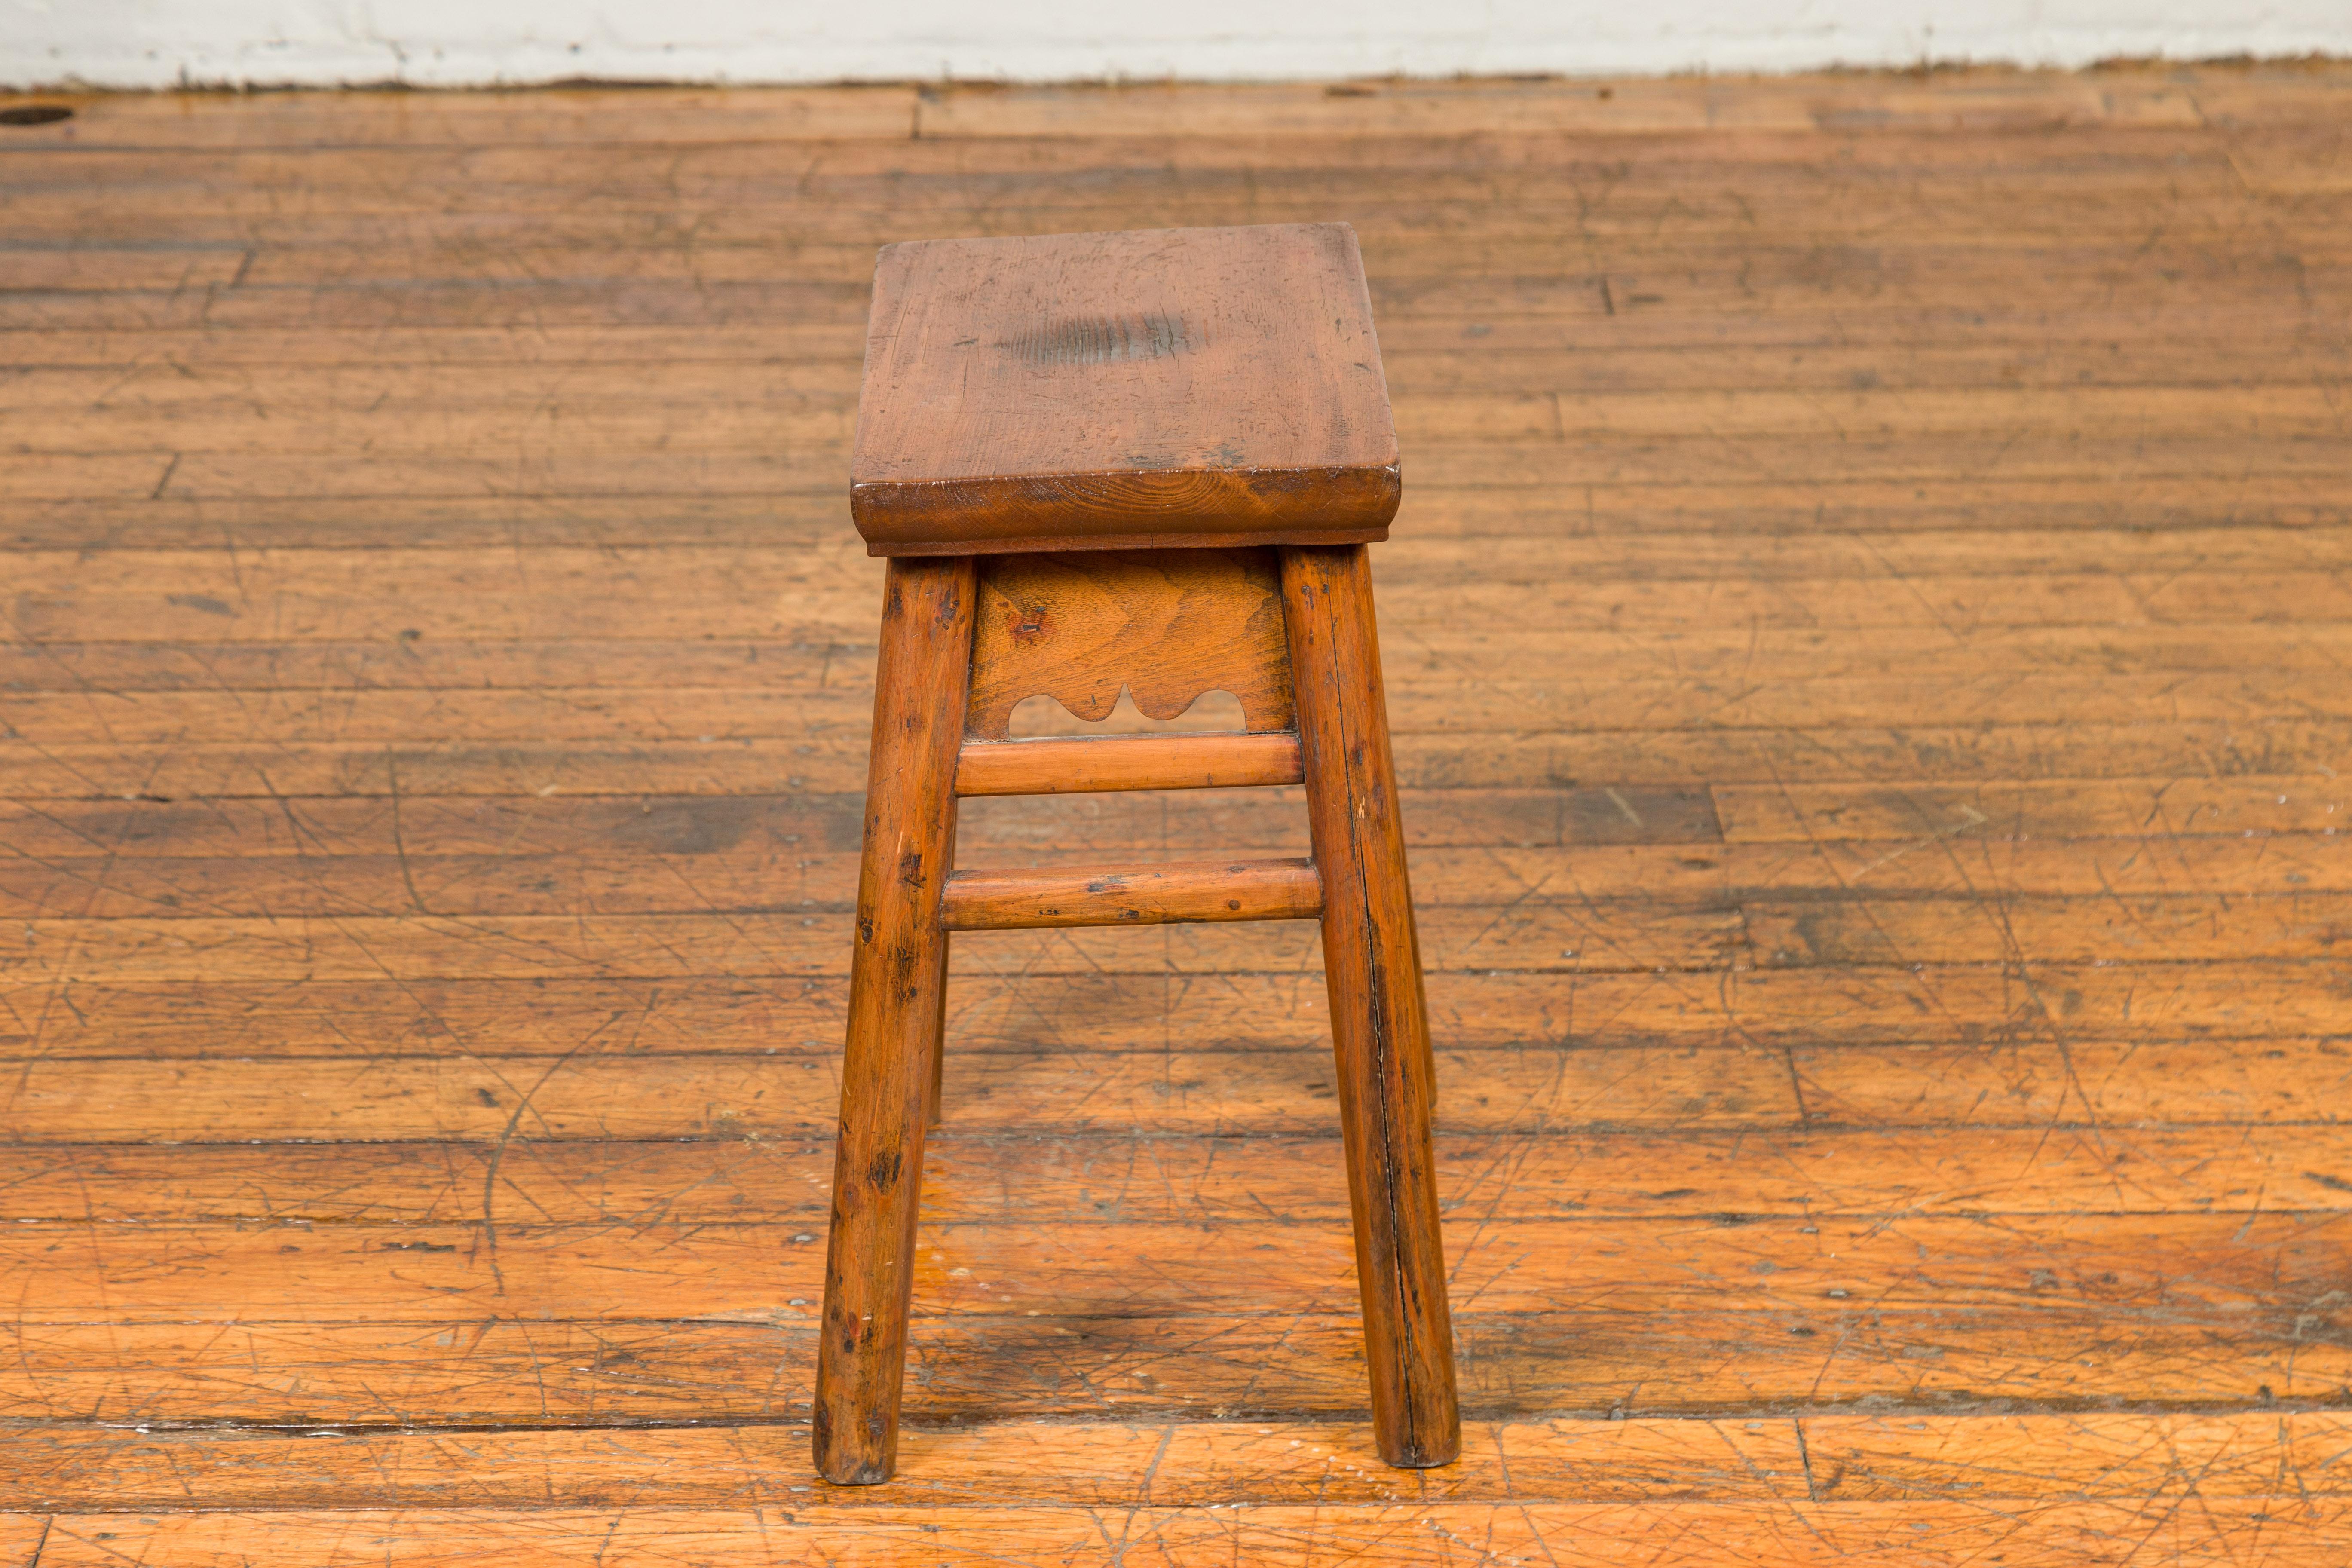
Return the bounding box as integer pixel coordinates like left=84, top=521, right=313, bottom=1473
left=3, top=60, right=2349, bottom=1564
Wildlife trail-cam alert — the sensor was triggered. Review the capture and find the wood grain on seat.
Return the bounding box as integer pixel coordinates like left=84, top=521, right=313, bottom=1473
left=850, top=223, right=1400, bottom=556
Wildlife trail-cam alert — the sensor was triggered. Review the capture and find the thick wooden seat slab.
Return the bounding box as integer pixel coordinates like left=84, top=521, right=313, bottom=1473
left=851, top=223, right=1400, bottom=557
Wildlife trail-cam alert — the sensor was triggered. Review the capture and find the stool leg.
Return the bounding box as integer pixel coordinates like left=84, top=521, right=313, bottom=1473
left=924, top=932, right=951, bottom=1127
left=1280, top=543, right=1462, bottom=1469
left=925, top=805, right=957, bottom=1129
left=815, top=556, right=976, bottom=1485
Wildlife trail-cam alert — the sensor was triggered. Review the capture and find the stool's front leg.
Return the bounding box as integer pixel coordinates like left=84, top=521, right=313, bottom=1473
left=815, top=555, right=976, bottom=1485
left=1280, top=544, right=1463, bottom=1469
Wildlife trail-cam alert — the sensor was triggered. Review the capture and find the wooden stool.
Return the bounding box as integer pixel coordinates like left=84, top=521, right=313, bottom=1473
left=815, top=224, right=1461, bottom=1484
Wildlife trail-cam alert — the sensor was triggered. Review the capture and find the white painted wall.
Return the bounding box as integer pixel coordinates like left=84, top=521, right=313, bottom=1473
left=8, top=1, right=2346, bottom=90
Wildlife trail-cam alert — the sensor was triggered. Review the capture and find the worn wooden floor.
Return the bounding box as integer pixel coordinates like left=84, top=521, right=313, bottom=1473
left=3, top=63, right=2350, bottom=1565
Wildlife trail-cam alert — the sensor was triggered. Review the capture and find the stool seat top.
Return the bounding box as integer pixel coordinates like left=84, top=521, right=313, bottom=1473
left=850, top=223, right=1399, bottom=557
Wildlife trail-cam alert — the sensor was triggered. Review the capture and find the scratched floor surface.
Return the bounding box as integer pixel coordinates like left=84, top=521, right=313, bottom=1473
left=3, top=64, right=2351, bottom=1565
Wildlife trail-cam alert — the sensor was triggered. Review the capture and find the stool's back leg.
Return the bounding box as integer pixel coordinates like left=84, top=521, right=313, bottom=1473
left=925, top=934, right=951, bottom=1128
left=925, top=808, right=956, bottom=1129
left=1280, top=543, right=1462, bottom=1469
left=815, top=556, right=976, bottom=1485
